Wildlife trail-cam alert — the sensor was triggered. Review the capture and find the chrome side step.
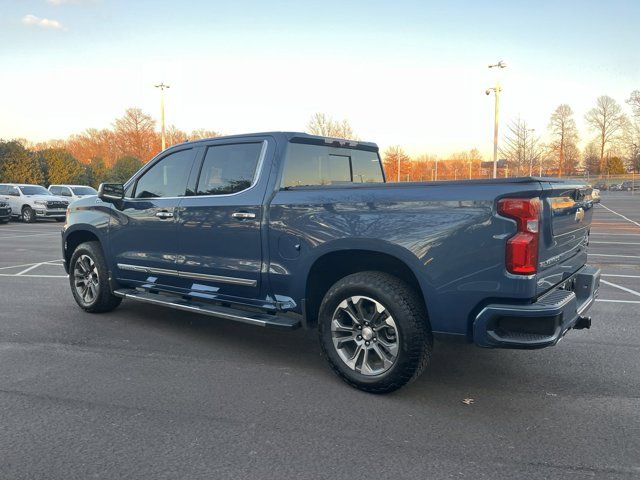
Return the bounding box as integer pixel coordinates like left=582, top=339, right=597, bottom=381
left=113, top=288, right=300, bottom=330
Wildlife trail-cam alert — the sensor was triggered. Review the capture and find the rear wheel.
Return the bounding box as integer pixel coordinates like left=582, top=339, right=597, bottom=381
left=69, top=241, right=121, bottom=313
left=318, top=271, right=432, bottom=393
left=22, top=206, right=35, bottom=223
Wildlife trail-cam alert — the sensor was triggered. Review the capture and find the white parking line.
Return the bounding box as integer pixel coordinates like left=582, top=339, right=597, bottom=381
left=602, top=274, right=640, bottom=279
left=15, top=263, right=44, bottom=276
left=0, top=259, right=63, bottom=270
left=590, top=233, right=640, bottom=237
left=0, top=274, right=67, bottom=278
left=588, top=253, right=640, bottom=259
left=598, top=203, right=640, bottom=228
left=0, top=232, right=60, bottom=240
left=590, top=241, right=640, bottom=245
left=600, top=279, right=640, bottom=298
left=596, top=299, right=640, bottom=304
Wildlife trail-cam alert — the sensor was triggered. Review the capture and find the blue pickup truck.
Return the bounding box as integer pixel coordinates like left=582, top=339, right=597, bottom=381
left=62, top=132, right=600, bottom=392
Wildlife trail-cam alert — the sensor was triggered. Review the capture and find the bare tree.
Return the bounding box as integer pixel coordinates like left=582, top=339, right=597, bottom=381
left=113, top=108, right=157, bottom=162
left=500, top=117, right=540, bottom=176
left=189, top=129, right=221, bottom=140
left=627, top=90, right=640, bottom=118
left=307, top=113, right=358, bottom=139
left=548, top=104, right=579, bottom=176
left=584, top=96, right=628, bottom=174
left=382, top=146, right=411, bottom=182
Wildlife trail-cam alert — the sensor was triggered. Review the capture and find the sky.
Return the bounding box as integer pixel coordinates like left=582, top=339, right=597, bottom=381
left=0, top=0, right=638, bottom=158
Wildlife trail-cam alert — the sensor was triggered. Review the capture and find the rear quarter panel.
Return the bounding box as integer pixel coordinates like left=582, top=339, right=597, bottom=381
left=268, top=180, right=544, bottom=338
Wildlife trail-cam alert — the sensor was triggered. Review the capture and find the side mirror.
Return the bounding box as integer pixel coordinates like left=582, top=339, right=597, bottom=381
left=98, top=183, right=125, bottom=202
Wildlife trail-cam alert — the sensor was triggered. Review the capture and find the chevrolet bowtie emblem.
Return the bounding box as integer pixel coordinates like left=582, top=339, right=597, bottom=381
left=575, top=207, right=585, bottom=222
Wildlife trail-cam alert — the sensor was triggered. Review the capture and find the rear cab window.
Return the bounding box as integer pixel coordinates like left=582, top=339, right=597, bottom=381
left=282, top=143, right=384, bottom=188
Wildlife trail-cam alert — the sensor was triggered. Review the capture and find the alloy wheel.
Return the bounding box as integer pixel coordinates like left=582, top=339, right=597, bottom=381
left=73, top=254, right=99, bottom=305
left=330, top=295, right=399, bottom=376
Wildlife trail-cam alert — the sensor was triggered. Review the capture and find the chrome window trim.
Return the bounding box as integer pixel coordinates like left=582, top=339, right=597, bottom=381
left=121, top=140, right=269, bottom=201
left=117, top=263, right=257, bottom=287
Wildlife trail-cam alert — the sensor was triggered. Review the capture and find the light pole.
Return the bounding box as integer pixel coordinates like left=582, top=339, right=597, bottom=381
left=486, top=61, right=506, bottom=178
left=155, top=82, right=170, bottom=150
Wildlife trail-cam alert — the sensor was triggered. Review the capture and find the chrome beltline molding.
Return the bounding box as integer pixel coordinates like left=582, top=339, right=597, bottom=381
left=117, top=263, right=257, bottom=287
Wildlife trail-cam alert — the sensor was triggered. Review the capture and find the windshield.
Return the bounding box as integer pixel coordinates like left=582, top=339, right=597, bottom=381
left=19, top=185, right=49, bottom=196
left=71, top=186, right=97, bottom=195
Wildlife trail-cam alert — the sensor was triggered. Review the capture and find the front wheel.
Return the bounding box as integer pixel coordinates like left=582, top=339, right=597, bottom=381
left=55, top=217, right=65, bottom=223
left=69, top=241, right=121, bottom=313
left=318, top=271, right=432, bottom=393
left=22, top=206, right=35, bottom=223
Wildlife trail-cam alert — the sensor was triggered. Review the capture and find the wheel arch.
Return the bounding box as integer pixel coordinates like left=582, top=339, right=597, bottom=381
left=63, top=226, right=104, bottom=269
left=303, top=243, right=430, bottom=329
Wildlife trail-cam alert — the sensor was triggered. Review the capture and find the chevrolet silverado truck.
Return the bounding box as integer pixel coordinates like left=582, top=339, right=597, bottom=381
left=62, top=132, right=600, bottom=392
left=0, top=183, right=69, bottom=222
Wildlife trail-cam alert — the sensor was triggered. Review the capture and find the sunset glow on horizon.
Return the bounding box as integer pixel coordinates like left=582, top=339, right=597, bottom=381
left=1, top=0, right=638, bottom=159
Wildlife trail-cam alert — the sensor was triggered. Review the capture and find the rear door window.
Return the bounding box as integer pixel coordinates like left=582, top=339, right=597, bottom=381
left=196, top=142, right=263, bottom=196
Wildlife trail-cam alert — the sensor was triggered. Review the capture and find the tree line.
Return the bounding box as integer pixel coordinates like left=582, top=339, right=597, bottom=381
left=0, top=108, right=219, bottom=187
left=309, top=92, right=640, bottom=181
left=1, top=91, right=638, bottom=188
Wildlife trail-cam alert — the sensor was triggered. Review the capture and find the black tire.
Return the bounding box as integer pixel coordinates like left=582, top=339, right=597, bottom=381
left=55, top=217, right=65, bottom=223
left=318, top=271, right=432, bottom=393
left=22, top=206, right=35, bottom=223
left=69, top=241, right=122, bottom=313
left=0, top=219, right=7, bottom=224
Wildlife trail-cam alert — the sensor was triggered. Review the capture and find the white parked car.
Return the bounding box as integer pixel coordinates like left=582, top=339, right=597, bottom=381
left=48, top=184, right=98, bottom=202
left=0, top=183, right=69, bottom=223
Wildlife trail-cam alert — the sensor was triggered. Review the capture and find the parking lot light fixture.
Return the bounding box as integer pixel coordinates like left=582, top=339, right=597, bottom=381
left=487, top=61, right=507, bottom=179
left=155, top=82, right=170, bottom=151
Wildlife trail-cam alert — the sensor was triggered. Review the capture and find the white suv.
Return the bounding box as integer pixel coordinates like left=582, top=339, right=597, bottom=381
left=0, top=183, right=70, bottom=223
left=48, top=184, right=98, bottom=202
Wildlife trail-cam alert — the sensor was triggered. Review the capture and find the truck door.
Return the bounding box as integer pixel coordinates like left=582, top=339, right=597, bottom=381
left=175, top=138, right=271, bottom=301
left=109, top=147, right=198, bottom=287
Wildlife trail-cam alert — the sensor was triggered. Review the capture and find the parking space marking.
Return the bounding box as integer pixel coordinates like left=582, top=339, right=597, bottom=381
left=596, top=299, right=640, bottom=304
left=0, top=273, right=67, bottom=278
left=0, top=259, right=63, bottom=271
left=15, top=263, right=45, bottom=276
left=597, top=203, right=640, bottom=228
left=590, top=241, right=640, bottom=245
left=600, top=279, right=640, bottom=298
left=0, top=232, right=60, bottom=240
left=602, top=274, right=640, bottom=279
left=591, top=233, right=640, bottom=237
left=589, top=253, right=640, bottom=259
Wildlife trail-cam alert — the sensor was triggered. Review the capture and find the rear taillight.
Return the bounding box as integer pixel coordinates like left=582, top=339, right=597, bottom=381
left=498, top=197, right=541, bottom=275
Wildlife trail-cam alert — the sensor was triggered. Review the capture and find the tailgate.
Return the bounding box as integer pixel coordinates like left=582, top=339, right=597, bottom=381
left=536, top=181, right=594, bottom=296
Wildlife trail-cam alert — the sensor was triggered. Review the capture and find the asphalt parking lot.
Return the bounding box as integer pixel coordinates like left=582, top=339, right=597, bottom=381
left=1, top=194, right=639, bottom=479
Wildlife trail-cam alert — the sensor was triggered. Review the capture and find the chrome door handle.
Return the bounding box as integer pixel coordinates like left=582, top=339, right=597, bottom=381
left=155, top=211, right=174, bottom=219
left=232, top=212, right=256, bottom=220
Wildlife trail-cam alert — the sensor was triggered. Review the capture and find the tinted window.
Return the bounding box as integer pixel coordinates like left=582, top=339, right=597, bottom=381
left=134, top=149, right=195, bottom=198
left=0, top=186, right=7, bottom=194
left=196, top=143, right=263, bottom=196
left=71, top=186, right=97, bottom=195
left=19, top=185, right=49, bottom=195
left=351, top=149, right=384, bottom=183
left=49, top=186, right=59, bottom=195
left=282, top=144, right=383, bottom=187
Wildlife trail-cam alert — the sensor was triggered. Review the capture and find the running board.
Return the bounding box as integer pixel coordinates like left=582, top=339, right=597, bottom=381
left=113, top=288, right=300, bottom=330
